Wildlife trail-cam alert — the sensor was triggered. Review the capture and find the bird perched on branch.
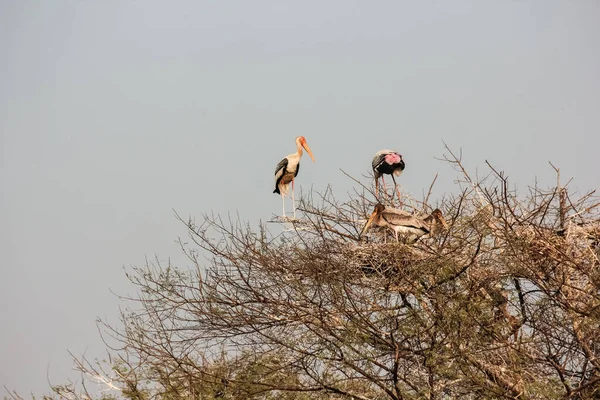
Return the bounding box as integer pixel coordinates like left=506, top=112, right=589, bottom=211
left=372, top=149, right=405, bottom=201
left=360, top=203, right=448, bottom=243
left=273, top=136, right=315, bottom=219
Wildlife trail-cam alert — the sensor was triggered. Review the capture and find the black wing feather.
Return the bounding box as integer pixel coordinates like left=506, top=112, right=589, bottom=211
left=273, top=158, right=289, bottom=194
left=275, top=158, right=288, bottom=175
left=372, top=153, right=387, bottom=172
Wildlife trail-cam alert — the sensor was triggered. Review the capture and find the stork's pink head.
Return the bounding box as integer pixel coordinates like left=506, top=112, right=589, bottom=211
left=384, top=153, right=402, bottom=165
left=296, top=136, right=315, bottom=162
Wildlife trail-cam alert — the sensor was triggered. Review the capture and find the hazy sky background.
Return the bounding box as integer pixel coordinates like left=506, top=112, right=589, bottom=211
left=1, top=0, right=599, bottom=395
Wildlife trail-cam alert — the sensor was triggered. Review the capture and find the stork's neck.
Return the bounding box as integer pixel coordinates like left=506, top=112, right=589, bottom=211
left=423, top=215, right=435, bottom=226
left=296, top=139, right=304, bottom=157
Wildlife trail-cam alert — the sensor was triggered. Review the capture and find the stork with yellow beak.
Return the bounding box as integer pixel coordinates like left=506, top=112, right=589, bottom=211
left=360, top=203, right=448, bottom=243
left=273, top=136, right=315, bottom=219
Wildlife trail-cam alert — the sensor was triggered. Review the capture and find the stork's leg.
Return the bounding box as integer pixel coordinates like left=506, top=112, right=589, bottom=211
left=375, top=178, right=379, bottom=198
left=391, top=175, right=402, bottom=206
left=281, top=192, right=286, bottom=219
left=291, top=179, right=296, bottom=220
left=381, top=175, right=393, bottom=202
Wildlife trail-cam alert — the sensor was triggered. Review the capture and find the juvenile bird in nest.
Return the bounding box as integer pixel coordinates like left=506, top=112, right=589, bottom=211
left=360, top=203, right=448, bottom=243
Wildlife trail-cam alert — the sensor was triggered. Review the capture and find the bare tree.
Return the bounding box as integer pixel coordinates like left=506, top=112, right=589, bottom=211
left=20, top=150, right=599, bottom=400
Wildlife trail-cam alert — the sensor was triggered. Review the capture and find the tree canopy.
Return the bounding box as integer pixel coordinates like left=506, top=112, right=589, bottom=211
left=9, top=152, right=599, bottom=400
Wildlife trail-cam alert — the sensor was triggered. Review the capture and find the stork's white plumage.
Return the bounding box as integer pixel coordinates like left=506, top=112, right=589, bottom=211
left=273, top=136, right=315, bottom=219
left=372, top=149, right=405, bottom=201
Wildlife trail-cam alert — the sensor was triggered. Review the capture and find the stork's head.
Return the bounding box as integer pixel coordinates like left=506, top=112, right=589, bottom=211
left=296, top=136, right=315, bottom=162
left=360, top=203, right=386, bottom=238
left=373, top=203, right=386, bottom=215
left=431, top=209, right=448, bottom=229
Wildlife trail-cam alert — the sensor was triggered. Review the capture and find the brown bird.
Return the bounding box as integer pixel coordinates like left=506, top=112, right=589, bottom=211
left=360, top=203, right=448, bottom=242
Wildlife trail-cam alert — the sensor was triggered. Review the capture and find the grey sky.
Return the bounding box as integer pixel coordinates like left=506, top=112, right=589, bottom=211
left=1, top=0, right=599, bottom=395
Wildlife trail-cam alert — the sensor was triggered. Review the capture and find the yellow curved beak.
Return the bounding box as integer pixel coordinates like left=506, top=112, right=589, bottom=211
left=302, top=142, right=315, bottom=162
left=439, top=215, right=449, bottom=229
left=360, top=214, right=375, bottom=237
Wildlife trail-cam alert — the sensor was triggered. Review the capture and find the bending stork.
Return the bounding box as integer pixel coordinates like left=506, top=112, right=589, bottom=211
left=273, top=136, right=315, bottom=219
left=360, top=203, right=448, bottom=243
left=372, top=149, right=405, bottom=201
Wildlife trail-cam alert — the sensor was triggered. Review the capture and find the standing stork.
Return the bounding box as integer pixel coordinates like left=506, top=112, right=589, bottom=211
left=360, top=203, right=448, bottom=243
left=372, top=149, right=405, bottom=201
left=273, top=136, right=315, bottom=219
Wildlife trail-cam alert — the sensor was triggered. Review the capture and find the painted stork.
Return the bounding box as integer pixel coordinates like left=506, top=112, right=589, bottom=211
left=372, top=149, right=405, bottom=200
left=273, top=136, right=315, bottom=219
left=360, top=203, right=448, bottom=243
